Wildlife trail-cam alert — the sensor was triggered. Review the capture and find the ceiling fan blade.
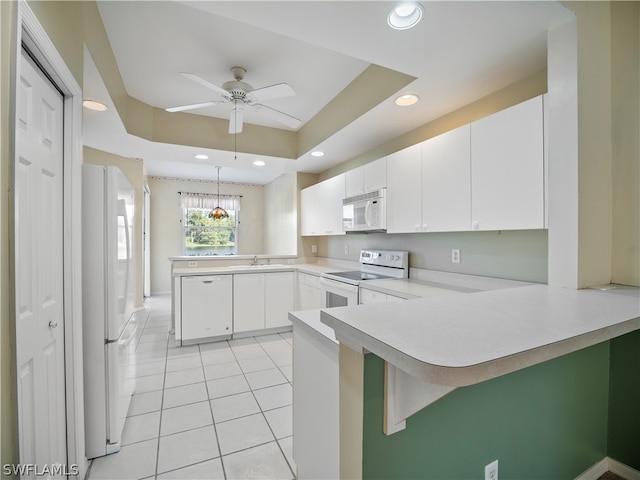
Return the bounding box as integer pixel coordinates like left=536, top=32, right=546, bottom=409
left=253, top=103, right=301, bottom=129
left=179, top=72, right=229, bottom=97
left=165, top=101, right=222, bottom=113
left=250, top=82, right=295, bottom=102
left=229, top=104, right=244, bottom=134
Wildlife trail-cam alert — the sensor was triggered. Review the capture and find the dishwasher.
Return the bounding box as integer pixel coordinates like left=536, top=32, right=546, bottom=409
left=181, top=275, right=233, bottom=342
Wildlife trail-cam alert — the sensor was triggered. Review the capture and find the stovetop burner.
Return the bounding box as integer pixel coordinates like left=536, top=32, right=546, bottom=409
left=324, top=270, right=391, bottom=282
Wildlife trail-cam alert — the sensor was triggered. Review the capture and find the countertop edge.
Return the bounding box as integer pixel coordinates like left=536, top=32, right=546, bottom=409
left=321, top=285, right=640, bottom=387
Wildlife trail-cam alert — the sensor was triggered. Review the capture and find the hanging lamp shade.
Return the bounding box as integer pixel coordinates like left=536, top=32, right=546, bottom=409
left=209, top=166, right=229, bottom=219
left=209, top=206, right=228, bottom=220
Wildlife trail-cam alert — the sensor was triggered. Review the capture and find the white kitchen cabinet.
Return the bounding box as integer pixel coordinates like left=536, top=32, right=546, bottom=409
left=300, top=173, right=345, bottom=236
left=233, top=274, right=265, bottom=333
left=300, top=186, right=315, bottom=236
left=234, top=271, right=295, bottom=333
left=421, top=125, right=471, bottom=232
left=470, top=96, right=544, bottom=231
left=181, top=275, right=232, bottom=341
left=265, top=272, right=295, bottom=328
left=345, top=157, right=387, bottom=196
left=386, top=143, right=422, bottom=233
left=297, top=272, right=322, bottom=310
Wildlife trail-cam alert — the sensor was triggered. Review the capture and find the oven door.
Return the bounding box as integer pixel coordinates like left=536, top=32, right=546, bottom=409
left=320, top=277, right=359, bottom=308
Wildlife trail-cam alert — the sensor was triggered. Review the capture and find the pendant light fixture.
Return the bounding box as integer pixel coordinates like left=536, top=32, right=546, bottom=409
left=209, top=166, right=229, bottom=220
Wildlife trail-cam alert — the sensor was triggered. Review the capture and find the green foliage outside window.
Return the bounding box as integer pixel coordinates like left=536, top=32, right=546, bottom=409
left=184, top=208, right=237, bottom=256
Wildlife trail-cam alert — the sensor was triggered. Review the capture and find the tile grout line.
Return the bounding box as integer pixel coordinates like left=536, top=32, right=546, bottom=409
left=244, top=338, right=296, bottom=479
left=199, top=341, right=228, bottom=480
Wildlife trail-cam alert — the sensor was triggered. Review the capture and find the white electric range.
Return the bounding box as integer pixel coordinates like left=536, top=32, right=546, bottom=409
left=320, top=249, right=409, bottom=307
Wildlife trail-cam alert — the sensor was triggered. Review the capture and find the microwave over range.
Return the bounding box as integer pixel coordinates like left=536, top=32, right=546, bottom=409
left=342, top=188, right=386, bottom=233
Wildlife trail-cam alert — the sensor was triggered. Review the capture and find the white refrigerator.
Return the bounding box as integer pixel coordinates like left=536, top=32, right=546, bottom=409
left=82, top=165, right=137, bottom=459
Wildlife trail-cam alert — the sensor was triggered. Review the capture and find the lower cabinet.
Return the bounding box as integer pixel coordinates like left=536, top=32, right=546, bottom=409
left=297, top=272, right=322, bottom=310
left=265, top=272, right=295, bottom=329
left=234, top=272, right=295, bottom=333
left=181, top=275, right=233, bottom=341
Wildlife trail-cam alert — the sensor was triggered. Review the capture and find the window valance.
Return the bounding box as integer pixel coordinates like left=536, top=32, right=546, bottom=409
left=179, top=192, right=241, bottom=211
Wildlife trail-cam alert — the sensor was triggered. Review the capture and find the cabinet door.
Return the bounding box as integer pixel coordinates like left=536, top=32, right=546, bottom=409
left=300, top=185, right=317, bottom=236
left=421, top=125, right=471, bottom=232
left=297, top=273, right=322, bottom=310
left=471, top=96, right=544, bottom=231
left=345, top=166, right=365, bottom=197
left=301, top=175, right=345, bottom=236
left=386, top=144, right=422, bottom=233
left=182, top=275, right=232, bottom=341
left=318, top=174, right=345, bottom=235
left=233, top=274, right=265, bottom=333
left=364, top=157, right=387, bottom=191
left=265, top=272, right=295, bottom=328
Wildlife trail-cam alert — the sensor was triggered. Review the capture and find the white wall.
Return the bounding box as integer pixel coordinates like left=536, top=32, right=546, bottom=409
left=264, top=173, right=297, bottom=255
left=84, top=147, right=146, bottom=308
left=149, top=176, right=265, bottom=293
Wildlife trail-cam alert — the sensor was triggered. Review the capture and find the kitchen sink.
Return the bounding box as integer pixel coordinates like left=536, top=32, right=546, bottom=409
left=228, top=264, right=287, bottom=270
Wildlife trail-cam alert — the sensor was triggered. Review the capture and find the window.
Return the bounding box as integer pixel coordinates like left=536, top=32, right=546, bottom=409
left=180, top=192, right=241, bottom=256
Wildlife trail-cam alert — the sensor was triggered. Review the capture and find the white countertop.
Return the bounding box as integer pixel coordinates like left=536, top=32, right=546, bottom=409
left=172, top=260, right=357, bottom=277
left=289, top=309, right=338, bottom=344
left=320, top=284, right=640, bottom=387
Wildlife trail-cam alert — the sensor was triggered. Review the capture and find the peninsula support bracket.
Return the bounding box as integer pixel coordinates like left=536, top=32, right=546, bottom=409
left=384, top=362, right=456, bottom=435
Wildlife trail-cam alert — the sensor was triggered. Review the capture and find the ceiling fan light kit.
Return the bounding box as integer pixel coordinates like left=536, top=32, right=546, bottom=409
left=166, top=66, right=301, bottom=134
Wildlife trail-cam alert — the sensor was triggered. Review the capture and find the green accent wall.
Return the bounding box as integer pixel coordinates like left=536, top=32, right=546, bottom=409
left=607, top=330, right=640, bottom=469
left=362, top=343, right=612, bottom=479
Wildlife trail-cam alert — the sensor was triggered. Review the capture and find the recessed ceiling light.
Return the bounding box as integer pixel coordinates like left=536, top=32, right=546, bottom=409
left=395, top=94, right=419, bottom=106
left=388, top=3, right=423, bottom=30
left=253, top=160, right=266, bottom=166
left=194, top=154, right=209, bottom=160
left=83, top=100, right=108, bottom=111
left=311, top=151, right=325, bottom=157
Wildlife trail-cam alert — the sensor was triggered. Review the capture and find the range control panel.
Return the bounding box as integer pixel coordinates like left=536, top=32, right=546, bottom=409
left=359, top=249, right=409, bottom=270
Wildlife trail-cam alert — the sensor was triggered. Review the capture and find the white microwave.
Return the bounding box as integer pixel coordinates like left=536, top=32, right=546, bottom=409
left=342, top=188, right=386, bottom=233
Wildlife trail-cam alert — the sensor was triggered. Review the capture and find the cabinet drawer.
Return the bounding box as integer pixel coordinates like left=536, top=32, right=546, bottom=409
left=298, top=272, right=320, bottom=288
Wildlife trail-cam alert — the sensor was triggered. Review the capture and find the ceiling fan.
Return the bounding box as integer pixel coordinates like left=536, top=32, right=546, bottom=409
left=165, top=66, right=301, bottom=134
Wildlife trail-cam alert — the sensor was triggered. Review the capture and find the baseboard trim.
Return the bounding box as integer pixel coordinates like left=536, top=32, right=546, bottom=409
left=608, top=457, right=640, bottom=480
left=575, top=458, right=640, bottom=480
left=577, top=459, right=609, bottom=480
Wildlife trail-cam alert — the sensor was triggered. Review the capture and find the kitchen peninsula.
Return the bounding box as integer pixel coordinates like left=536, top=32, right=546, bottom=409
left=316, top=283, right=640, bottom=479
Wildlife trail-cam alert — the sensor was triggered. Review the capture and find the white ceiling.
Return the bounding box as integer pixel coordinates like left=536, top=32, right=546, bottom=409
left=82, top=1, right=573, bottom=184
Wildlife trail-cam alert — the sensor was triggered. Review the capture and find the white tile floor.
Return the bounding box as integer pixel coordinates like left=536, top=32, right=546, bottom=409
left=88, top=295, right=296, bottom=480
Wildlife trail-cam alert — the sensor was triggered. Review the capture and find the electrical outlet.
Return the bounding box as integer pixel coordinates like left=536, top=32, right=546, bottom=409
left=344, top=245, right=349, bottom=255
left=451, top=248, right=461, bottom=264
left=485, top=460, right=498, bottom=480
left=311, top=244, right=317, bottom=254
left=188, top=261, right=198, bottom=267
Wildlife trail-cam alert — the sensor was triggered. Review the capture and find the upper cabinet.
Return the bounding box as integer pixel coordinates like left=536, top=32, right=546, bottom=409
left=345, top=157, right=387, bottom=197
left=300, top=95, right=545, bottom=237
left=300, top=173, right=345, bottom=236
left=470, top=96, right=544, bottom=231
left=386, top=144, right=422, bottom=233
left=421, top=125, right=471, bottom=232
